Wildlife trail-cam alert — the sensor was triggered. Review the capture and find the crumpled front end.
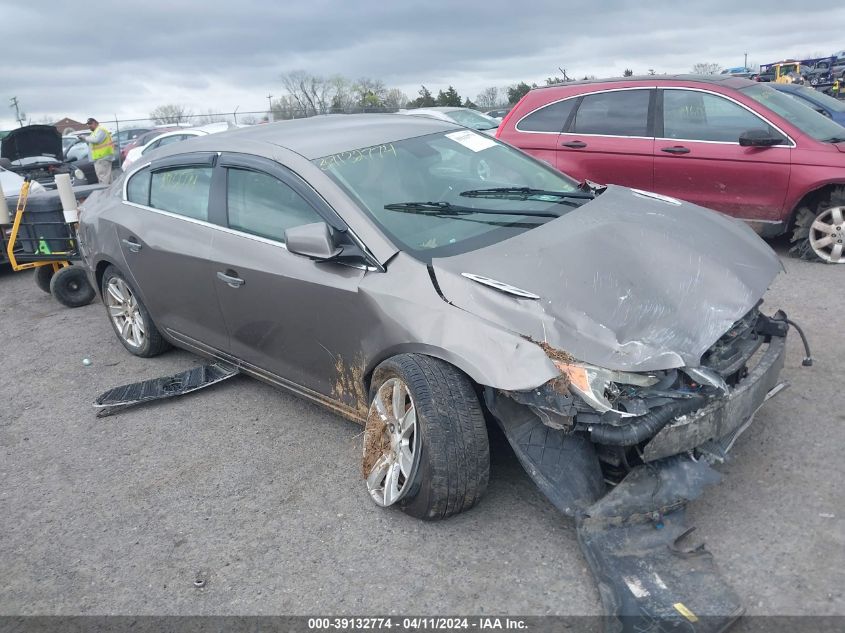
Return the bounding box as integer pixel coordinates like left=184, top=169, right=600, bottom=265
left=487, top=306, right=788, bottom=494
left=484, top=307, right=790, bottom=632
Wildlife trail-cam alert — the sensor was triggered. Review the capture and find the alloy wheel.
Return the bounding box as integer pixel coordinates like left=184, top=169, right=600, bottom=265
left=105, top=277, right=146, bottom=348
left=809, top=206, right=845, bottom=263
left=363, top=378, right=420, bottom=507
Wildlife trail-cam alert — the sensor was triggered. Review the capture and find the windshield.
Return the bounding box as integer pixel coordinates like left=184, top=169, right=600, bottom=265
left=791, top=86, right=845, bottom=113
left=315, top=130, right=581, bottom=260
left=740, top=83, right=845, bottom=141
left=444, top=109, right=499, bottom=131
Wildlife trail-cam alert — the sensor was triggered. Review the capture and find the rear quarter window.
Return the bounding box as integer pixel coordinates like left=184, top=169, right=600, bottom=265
left=126, top=168, right=151, bottom=205
left=515, top=98, right=576, bottom=132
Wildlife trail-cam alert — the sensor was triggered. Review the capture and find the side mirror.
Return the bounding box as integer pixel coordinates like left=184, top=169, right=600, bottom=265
left=738, top=129, right=786, bottom=147
left=285, top=222, right=343, bottom=261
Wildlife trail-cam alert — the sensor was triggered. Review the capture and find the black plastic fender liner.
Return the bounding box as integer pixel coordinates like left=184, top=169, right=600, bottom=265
left=484, top=388, right=605, bottom=516
left=93, top=362, right=239, bottom=417
left=577, top=458, right=743, bottom=633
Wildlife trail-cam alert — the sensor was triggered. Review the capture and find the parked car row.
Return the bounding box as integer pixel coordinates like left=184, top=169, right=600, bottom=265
left=497, top=75, right=845, bottom=263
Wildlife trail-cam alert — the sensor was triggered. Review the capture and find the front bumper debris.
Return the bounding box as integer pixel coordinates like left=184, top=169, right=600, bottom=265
left=577, top=458, right=743, bottom=633
left=642, top=333, right=787, bottom=462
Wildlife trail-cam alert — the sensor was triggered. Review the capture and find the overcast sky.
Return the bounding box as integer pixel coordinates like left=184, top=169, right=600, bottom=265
left=2, top=0, right=844, bottom=129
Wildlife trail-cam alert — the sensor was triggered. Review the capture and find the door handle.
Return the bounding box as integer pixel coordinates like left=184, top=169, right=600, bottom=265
left=661, top=146, right=691, bottom=154
left=561, top=140, right=587, bottom=148
left=121, top=238, right=142, bottom=253
left=216, top=271, right=245, bottom=288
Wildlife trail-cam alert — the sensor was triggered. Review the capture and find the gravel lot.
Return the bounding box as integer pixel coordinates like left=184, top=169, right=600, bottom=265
left=1, top=239, right=843, bottom=623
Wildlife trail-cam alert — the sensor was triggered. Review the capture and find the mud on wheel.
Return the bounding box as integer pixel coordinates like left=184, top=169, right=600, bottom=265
left=790, top=188, right=845, bottom=263
left=362, top=354, right=490, bottom=520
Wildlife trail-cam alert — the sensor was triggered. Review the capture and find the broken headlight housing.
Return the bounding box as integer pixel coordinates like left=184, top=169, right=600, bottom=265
left=553, top=360, right=659, bottom=415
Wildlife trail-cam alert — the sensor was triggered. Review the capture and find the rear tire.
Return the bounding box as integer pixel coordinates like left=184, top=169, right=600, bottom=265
left=363, top=354, right=489, bottom=521
left=34, top=265, right=55, bottom=293
left=790, top=190, right=845, bottom=264
left=49, top=266, right=95, bottom=307
left=101, top=265, right=171, bottom=357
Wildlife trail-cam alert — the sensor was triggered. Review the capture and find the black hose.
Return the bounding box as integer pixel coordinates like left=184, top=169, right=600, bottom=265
left=589, top=397, right=705, bottom=447
left=786, top=318, right=814, bottom=366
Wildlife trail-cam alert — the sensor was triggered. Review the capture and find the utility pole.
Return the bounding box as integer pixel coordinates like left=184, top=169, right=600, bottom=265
left=744, top=52, right=748, bottom=69
left=267, top=94, right=273, bottom=122
left=9, top=96, right=25, bottom=127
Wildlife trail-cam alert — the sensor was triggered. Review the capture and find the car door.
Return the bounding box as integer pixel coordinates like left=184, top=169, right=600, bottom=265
left=209, top=154, right=369, bottom=398
left=556, top=88, right=655, bottom=188
left=653, top=88, right=791, bottom=220
left=117, top=152, right=230, bottom=353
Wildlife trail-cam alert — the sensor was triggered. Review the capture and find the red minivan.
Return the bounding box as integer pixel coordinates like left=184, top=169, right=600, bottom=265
left=497, top=76, right=845, bottom=263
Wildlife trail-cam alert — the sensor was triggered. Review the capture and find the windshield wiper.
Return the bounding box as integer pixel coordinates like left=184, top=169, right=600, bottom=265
left=822, top=136, right=845, bottom=143
left=459, top=187, right=594, bottom=206
left=383, top=201, right=562, bottom=218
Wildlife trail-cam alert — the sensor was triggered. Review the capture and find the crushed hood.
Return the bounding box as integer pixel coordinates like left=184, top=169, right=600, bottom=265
left=1, top=125, right=63, bottom=163
left=431, top=185, right=781, bottom=372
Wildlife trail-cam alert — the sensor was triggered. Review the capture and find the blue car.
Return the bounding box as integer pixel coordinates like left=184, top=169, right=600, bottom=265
left=770, top=83, right=845, bottom=127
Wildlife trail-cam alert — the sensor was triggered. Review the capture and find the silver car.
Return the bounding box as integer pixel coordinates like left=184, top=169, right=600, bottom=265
left=78, top=114, right=791, bottom=628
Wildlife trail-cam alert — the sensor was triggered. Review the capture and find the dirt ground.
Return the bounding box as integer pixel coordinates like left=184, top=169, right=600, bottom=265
left=0, top=239, right=843, bottom=623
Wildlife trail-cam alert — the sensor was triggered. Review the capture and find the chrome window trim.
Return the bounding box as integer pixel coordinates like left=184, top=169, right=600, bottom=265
left=514, top=86, right=653, bottom=136
left=660, top=86, right=796, bottom=147
left=511, top=84, right=797, bottom=148
left=121, top=200, right=379, bottom=271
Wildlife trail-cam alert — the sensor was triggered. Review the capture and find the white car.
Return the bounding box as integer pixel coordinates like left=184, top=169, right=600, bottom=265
left=397, top=107, right=500, bottom=135
left=122, top=122, right=237, bottom=171
left=1, top=164, right=46, bottom=198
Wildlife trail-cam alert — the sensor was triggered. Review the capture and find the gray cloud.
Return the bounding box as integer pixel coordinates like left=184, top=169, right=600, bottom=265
left=2, top=0, right=844, bottom=127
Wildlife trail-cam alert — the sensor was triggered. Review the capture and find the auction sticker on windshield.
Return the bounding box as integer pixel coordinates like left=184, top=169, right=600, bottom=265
left=446, top=130, right=497, bottom=152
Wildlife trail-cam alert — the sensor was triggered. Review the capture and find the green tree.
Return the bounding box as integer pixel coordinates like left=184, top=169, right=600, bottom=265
left=507, top=82, right=533, bottom=104
left=623, top=68, right=634, bottom=77
left=462, top=97, right=477, bottom=109
left=436, top=85, right=462, bottom=107
left=409, top=85, right=436, bottom=108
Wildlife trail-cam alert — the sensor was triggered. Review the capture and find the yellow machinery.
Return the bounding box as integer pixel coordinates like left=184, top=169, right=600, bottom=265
left=1, top=178, right=95, bottom=307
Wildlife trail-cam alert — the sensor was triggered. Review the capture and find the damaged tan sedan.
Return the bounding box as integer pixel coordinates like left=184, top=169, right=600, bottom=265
left=78, top=115, right=799, bottom=631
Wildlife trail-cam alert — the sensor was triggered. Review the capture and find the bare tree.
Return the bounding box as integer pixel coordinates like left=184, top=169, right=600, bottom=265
left=193, top=108, right=229, bottom=125
left=691, top=62, right=722, bottom=75
left=150, top=104, right=193, bottom=124
left=353, top=77, right=386, bottom=108
left=280, top=70, right=334, bottom=116
left=476, top=87, right=499, bottom=109
left=382, top=88, right=409, bottom=110
left=329, top=75, right=356, bottom=112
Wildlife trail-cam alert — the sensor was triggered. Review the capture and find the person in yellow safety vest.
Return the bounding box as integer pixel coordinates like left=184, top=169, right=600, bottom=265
left=80, top=117, right=115, bottom=184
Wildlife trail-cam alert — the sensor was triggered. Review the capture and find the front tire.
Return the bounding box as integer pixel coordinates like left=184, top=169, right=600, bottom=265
left=363, top=354, right=489, bottom=520
left=790, top=190, right=845, bottom=263
left=101, top=265, right=171, bottom=357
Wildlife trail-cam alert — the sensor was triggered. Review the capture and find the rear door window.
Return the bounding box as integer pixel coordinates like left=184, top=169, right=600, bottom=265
left=516, top=99, right=576, bottom=132
left=662, top=90, right=777, bottom=142
left=226, top=168, right=322, bottom=242
left=571, top=90, right=651, bottom=136
left=149, top=166, right=212, bottom=221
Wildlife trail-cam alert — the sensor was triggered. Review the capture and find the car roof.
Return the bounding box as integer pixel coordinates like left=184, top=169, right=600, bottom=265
left=534, top=74, right=758, bottom=91
left=179, top=114, right=460, bottom=160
